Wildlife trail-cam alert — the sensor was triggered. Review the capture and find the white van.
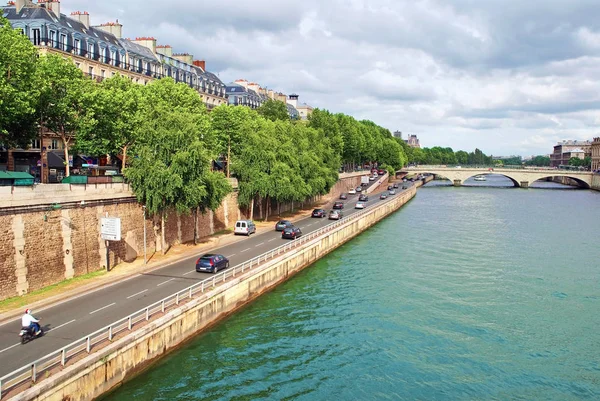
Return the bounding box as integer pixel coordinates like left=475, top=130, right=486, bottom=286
left=234, top=220, right=256, bottom=236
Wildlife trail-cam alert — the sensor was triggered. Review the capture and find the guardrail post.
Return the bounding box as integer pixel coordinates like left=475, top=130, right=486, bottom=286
left=146, top=308, right=149, bottom=320
left=128, top=316, right=132, bottom=330
left=189, top=288, right=192, bottom=299
left=1, top=378, right=3, bottom=400
left=176, top=293, right=180, bottom=305
left=86, top=336, right=91, bottom=353
left=201, top=281, right=204, bottom=292
left=31, top=363, right=36, bottom=383
left=212, top=276, right=216, bottom=288
left=161, top=300, right=165, bottom=313
left=109, top=326, right=113, bottom=341
left=61, top=349, right=66, bottom=366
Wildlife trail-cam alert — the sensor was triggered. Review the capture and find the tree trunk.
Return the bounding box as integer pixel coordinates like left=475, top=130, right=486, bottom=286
left=122, top=144, right=128, bottom=171
left=194, top=207, right=198, bottom=245
left=278, top=201, right=281, bottom=216
left=257, top=196, right=263, bottom=220
left=265, top=196, right=270, bottom=221
left=161, top=211, right=167, bottom=255
left=61, top=134, right=71, bottom=177
left=226, top=136, right=231, bottom=178
left=249, top=199, right=254, bottom=221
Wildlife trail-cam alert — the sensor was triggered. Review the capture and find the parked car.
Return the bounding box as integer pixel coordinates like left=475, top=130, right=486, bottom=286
left=282, top=226, right=302, bottom=239
left=389, top=189, right=396, bottom=195
left=380, top=193, right=388, bottom=200
left=312, top=208, right=327, bottom=218
left=329, top=210, right=343, bottom=220
left=348, top=188, right=357, bottom=195
left=355, top=202, right=365, bottom=209
left=234, top=220, right=256, bottom=236
left=387, top=185, right=393, bottom=190
left=369, top=176, right=375, bottom=181
left=275, top=220, right=293, bottom=231
left=378, top=169, right=385, bottom=175
left=196, top=254, right=229, bottom=274
left=339, top=193, right=348, bottom=200
left=393, top=183, right=399, bottom=188
left=333, top=202, right=344, bottom=209
left=356, top=186, right=363, bottom=192
left=358, top=194, right=369, bottom=202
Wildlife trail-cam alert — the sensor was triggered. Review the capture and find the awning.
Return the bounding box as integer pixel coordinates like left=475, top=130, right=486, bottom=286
left=0, top=171, right=34, bottom=179
left=47, top=151, right=66, bottom=168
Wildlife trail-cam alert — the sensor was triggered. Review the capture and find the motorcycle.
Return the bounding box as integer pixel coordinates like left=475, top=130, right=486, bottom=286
left=19, top=325, right=43, bottom=344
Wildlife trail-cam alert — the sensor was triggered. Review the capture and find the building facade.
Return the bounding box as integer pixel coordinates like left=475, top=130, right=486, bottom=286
left=591, top=137, right=600, bottom=172
left=550, top=140, right=592, bottom=167
left=286, top=94, right=313, bottom=120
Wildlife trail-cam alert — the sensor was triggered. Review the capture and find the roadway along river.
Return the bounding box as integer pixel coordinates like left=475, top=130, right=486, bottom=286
left=102, top=175, right=600, bottom=401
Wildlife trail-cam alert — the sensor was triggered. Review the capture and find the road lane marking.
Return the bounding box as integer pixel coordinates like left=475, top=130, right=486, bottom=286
left=268, top=238, right=276, bottom=242
left=89, top=303, right=116, bottom=315
left=47, top=319, right=76, bottom=332
left=256, top=242, right=265, bottom=247
left=228, top=253, right=236, bottom=257
left=241, top=248, right=251, bottom=253
left=157, top=278, right=176, bottom=287
left=0, top=343, right=20, bottom=354
left=183, top=270, right=195, bottom=276
left=127, top=289, right=148, bottom=299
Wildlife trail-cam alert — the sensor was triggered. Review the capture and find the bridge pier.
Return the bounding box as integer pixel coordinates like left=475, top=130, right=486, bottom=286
left=453, top=179, right=462, bottom=187
left=520, top=181, right=529, bottom=188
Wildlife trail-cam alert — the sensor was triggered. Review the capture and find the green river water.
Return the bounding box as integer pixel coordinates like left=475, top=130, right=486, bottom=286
left=103, top=175, right=600, bottom=401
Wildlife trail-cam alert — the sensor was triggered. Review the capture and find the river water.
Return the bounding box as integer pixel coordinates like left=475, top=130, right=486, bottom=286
left=103, top=175, right=600, bottom=401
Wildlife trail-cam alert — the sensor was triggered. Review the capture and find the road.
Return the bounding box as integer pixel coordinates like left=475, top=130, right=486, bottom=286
left=0, top=179, right=410, bottom=376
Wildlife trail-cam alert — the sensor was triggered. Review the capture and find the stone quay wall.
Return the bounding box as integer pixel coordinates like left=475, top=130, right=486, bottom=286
left=0, top=175, right=365, bottom=301
left=15, top=186, right=417, bottom=401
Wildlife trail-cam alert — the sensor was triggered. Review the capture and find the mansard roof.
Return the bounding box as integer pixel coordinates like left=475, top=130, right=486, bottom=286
left=118, top=39, right=159, bottom=61
left=2, top=5, right=121, bottom=47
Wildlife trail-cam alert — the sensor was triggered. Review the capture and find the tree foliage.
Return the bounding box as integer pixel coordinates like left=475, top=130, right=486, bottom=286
left=256, top=99, right=290, bottom=121
left=0, top=16, right=39, bottom=147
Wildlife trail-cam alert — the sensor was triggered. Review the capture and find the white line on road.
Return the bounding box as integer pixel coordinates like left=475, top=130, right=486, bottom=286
left=47, top=319, right=76, bottom=332
left=255, top=242, right=265, bottom=247
left=241, top=248, right=251, bottom=253
left=268, top=238, right=276, bottom=242
left=157, top=278, right=176, bottom=287
left=89, top=303, right=116, bottom=315
left=126, top=289, right=148, bottom=299
left=228, top=253, right=236, bottom=257
left=183, top=270, right=195, bottom=276
left=0, top=343, right=20, bottom=354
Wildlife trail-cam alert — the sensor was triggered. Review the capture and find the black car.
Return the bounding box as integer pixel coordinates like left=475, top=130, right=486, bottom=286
left=196, top=254, right=229, bottom=274
left=402, top=184, right=409, bottom=189
left=393, top=183, right=399, bottom=188
left=333, top=202, right=344, bottom=209
left=380, top=193, right=388, bottom=200
left=358, top=194, right=369, bottom=202
left=387, top=185, right=393, bottom=190
left=282, top=226, right=302, bottom=239
left=275, top=220, right=293, bottom=231
left=355, top=186, right=363, bottom=192
left=339, top=193, right=348, bottom=200
left=312, top=208, right=327, bottom=218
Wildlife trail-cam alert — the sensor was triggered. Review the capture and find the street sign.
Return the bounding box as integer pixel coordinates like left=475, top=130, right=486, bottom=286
left=101, top=217, right=121, bottom=241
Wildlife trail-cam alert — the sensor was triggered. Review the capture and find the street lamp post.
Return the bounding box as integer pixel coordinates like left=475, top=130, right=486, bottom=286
left=143, top=205, right=147, bottom=265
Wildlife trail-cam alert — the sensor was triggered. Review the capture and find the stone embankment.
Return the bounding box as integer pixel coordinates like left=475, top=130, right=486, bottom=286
left=13, top=182, right=419, bottom=401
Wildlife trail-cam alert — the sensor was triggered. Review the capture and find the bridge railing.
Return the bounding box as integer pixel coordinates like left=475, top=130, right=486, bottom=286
left=0, top=189, right=412, bottom=399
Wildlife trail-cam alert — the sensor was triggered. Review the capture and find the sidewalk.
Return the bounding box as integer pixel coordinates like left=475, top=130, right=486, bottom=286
left=0, top=205, right=318, bottom=325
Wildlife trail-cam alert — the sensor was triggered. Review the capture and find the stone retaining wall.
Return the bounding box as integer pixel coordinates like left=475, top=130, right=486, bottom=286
left=15, top=187, right=417, bottom=401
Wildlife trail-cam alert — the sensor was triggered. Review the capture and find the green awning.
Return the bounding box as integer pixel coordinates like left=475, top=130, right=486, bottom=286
left=0, top=171, right=34, bottom=179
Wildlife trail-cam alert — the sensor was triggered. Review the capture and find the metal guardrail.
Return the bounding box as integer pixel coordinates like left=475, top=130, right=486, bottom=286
left=0, top=188, right=411, bottom=399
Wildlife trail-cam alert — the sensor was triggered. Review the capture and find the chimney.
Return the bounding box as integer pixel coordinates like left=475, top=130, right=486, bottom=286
left=173, top=53, right=193, bottom=65
left=287, top=93, right=299, bottom=108
left=14, top=0, right=25, bottom=13
left=46, top=0, right=60, bottom=18
left=70, top=11, right=90, bottom=29
left=193, top=60, right=206, bottom=71
left=132, top=37, right=157, bottom=54
left=95, top=20, right=123, bottom=39
left=156, top=45, right=172, bottom=57
left=268, top=89, right=274, bottom=99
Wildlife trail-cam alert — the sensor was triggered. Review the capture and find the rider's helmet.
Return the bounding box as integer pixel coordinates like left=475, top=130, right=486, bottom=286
left=25, top=308, right=31, bottom=315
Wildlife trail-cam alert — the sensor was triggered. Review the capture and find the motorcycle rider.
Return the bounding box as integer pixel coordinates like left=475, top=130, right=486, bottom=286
left=21, top=309, right=41, bottom=335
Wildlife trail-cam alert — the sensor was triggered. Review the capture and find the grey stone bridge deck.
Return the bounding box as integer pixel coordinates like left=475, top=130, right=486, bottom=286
left=399, top=166, right=593, bottom=188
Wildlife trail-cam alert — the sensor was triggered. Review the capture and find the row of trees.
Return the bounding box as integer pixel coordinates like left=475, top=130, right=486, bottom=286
left=402, top=146, right=494, bottom=166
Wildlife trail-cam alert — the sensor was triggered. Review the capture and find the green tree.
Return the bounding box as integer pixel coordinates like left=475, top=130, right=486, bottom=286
left=524, top=155, right=551, bottom=167
left=568, top=157, right=584, bottom=167
left=0, top=16, right=40, bottom=148
left=455, top=150, right=469, bottom=165
left=75, top=74, right=142, bottom=169
left=37, top=54, right=95, bottom=177
left=257, top=99, right=289, bottom=121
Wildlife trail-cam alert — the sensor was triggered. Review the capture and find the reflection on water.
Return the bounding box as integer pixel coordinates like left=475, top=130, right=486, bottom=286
left=425, top=173, right=580, bottom=189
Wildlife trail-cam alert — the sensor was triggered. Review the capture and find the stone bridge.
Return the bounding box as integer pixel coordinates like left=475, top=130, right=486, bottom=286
left=399, top=166, right=593, bottom=188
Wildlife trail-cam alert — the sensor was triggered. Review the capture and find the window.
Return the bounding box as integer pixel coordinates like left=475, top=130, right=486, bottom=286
left=110, top=50, right=116, bottom=66
left=88, top=66, right=94, bottom=75
left=49, top=139, right=59, bottom=150
left=100, top=69, right=105, bottom=78
left=32, top=28, right=41, bottom=45
left=74, top=39, right=80, bottom=55
left=59, top=34, right=67, bottom=51
left=31, top=139, right=41, bottom=149
left=88, top=43, right=94, bottom=58
left=49, top=30, right=56, bottom=47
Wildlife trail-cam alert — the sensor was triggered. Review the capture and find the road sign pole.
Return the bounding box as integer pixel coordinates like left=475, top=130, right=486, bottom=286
left=106, top=240, right=110, bottom=272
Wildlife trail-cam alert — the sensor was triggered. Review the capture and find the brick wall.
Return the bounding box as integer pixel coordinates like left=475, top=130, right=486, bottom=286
left=0, top=216, right=16, bottom=300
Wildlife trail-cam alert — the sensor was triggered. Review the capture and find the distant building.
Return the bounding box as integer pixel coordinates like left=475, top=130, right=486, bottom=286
left=286, top=94, right=313, bottom=120
left=393, top=131, right=402, bottom=139
left=591, top=137, right=600, bottom=171
left=406, top=134, right=421, bottom=148
left=550, top=140, right=592, bottom=167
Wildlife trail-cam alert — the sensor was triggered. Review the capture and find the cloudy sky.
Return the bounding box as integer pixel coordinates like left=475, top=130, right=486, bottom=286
left=62, top=0, right=600, bottom=156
